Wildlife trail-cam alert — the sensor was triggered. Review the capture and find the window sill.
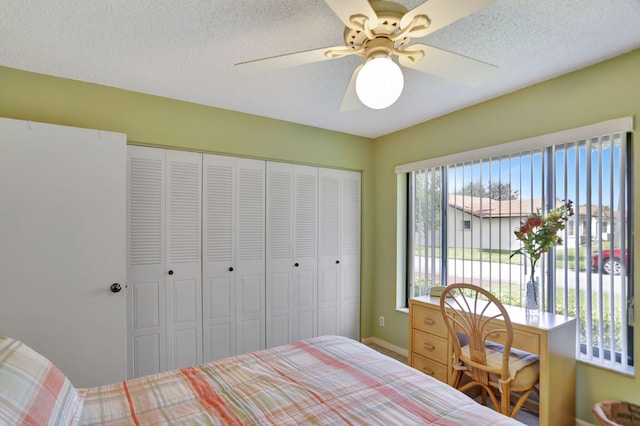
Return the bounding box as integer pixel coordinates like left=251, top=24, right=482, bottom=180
left=577, top=356, right=635, bottom=378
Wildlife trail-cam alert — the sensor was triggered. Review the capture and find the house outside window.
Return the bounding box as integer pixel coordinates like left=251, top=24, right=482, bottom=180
left=403, top=119, right=633, bottom=374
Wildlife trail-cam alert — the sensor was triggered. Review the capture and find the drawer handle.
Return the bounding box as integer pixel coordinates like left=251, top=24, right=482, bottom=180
left=423, top=318, right=436, bottom=325
left=423, top=343, right=435, bottom=351
left=422, top=367, right=435, bottom=376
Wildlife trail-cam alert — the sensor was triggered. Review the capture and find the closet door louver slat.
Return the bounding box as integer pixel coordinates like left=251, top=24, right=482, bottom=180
left=129, top=157, right=164, bottom=267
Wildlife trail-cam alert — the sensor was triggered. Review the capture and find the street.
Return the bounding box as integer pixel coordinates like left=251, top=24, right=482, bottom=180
left=414, top=256, right=627, bottom=296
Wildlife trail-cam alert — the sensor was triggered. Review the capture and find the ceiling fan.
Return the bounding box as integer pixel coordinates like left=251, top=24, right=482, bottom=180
left=236, top=0, right=498, bottom=110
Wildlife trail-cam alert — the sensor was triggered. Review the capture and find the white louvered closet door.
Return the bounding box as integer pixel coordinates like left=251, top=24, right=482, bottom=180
left=265, top=162, right=294, bottom=347
left=165, top=150, right=203, bottom=371
left=127, top=146, right=202, bottom=378
left=266, top=163, right=318, bottom=347
left=340, top=171, right=361, bottom=339
left=292, top=166, right=318, bottom=341
left=235, top=159, right=266, bottom=354
left=318, top=168, right=341, bottom=336
left=127, top=146, right=167, bottom=378
left=202, top=155, right=265, bottom=361
left=202, top=154, right=236, bottom=361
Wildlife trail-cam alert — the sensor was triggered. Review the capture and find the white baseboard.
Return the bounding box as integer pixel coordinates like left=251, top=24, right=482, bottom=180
left=361, top=336, right=408, bottom=358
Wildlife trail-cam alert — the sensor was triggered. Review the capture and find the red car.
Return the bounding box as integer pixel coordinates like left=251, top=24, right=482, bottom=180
left=592, top=249, right=628, bottom=275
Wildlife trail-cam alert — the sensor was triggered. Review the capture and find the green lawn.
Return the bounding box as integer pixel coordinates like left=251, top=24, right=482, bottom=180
left=415, top=244, right=611, bottom=271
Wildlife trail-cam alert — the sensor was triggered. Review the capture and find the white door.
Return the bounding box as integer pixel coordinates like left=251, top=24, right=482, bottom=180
left=340, top=171, right=361, bottom=339
left=266, top=163, right=318, bottom=347
left=202, top=154, right=236, bottom=361
left=165, top=150, right=203, bottom=370
left=126, top=146, right=167, bottom=378
left=265, top=162, right=293, bottom=347
left=235, top=159, right=266, bottom=354
left=292, top=166, right=318, bottom=341
left=126, top=146, right=202, bottom=378
left=318, top=168, right=341, bottom=336
left=0, top=118, right=126, bottom=387
left=202, top=155, right=265, bottom=361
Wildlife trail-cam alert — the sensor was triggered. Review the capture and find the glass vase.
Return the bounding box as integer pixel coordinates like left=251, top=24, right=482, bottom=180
left=525, top=277, right=539, bottom=317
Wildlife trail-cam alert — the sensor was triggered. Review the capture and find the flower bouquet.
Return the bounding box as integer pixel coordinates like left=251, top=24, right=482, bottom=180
left=510, top=200, right=574, bottom=314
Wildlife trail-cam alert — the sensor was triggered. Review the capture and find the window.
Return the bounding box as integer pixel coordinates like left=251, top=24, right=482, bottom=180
left=402, top=119, right=634, bottom=373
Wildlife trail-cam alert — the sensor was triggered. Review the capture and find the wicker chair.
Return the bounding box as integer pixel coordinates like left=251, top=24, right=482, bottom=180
left=439, top=283, right=540, bottom=418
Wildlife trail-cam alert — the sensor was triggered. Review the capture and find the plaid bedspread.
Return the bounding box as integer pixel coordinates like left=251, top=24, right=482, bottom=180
left=78, top=335, right=523, bottom=425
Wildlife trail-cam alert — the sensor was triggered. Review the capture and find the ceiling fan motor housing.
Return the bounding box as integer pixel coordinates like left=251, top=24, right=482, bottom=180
left=343, top=1, right=413, bottom=55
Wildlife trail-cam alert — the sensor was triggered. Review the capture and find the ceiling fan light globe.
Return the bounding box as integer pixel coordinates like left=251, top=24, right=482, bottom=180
left=355, top=57, right=404, bottom=109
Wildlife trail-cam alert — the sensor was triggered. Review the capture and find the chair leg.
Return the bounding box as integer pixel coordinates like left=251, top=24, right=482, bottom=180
left=510, top=387, right=535, bottom=418
left=459, top=382, right=501, bottom=414
left=451, top=368, right=462, bottom=388
left=500, top=384, right=511, bottom=416
left=484, top=386, right=500, bottom=413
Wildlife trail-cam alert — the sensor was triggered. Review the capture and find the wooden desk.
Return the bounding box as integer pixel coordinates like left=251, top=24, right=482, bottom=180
left=409, top=295, right=576, bottom=426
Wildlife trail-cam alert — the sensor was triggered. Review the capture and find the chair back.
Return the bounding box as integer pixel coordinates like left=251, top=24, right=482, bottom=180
left=439, top=284, right=514, bottom=384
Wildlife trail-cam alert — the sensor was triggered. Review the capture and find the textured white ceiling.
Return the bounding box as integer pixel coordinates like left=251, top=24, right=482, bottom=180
left=2, top=0, right=640, bottom=138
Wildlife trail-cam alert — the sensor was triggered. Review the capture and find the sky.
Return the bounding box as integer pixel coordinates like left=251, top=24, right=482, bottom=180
left=446, top=135, right=625, bottom=210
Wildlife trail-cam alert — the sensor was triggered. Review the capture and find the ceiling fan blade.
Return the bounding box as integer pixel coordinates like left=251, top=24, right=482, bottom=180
left=235, top=45, right=352, bottom=72
left=398, top=44, right=498, bottom=87
left=400, top=0, right=494, bottom=38
left=324, top=0, right=379, bottom=30
left=339, top=64, right=364, bottom=112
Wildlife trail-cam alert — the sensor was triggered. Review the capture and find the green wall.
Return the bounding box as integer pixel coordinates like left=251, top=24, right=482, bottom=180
left=373, top=48, right=640, bottom=423
left=2, top=47, right=639, bottom=423
left=0, top=65, right=375, bottom=337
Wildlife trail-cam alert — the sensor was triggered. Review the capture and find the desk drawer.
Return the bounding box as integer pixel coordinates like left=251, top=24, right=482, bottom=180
left=412, top=329, right=449, bottom=363
left=411, top=304, right=448, bottom=337
left=486, top=328, right=540, bottom=354
left=412, top=353, right=449, bottom=383
left=452, top=317, right=541, bottom=355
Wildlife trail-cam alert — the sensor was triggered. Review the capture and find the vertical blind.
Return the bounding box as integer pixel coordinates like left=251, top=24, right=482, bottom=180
left=407, top=128, right=632, bottom=372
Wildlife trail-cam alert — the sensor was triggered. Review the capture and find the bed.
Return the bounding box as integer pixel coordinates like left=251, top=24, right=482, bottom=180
left=0, top=334, right=523, bottom=425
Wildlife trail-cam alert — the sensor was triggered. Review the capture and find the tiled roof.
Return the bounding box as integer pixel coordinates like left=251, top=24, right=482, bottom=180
left=448, top=195, right=615, bottom=220
left=447, top=195, right=543, bottom=218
